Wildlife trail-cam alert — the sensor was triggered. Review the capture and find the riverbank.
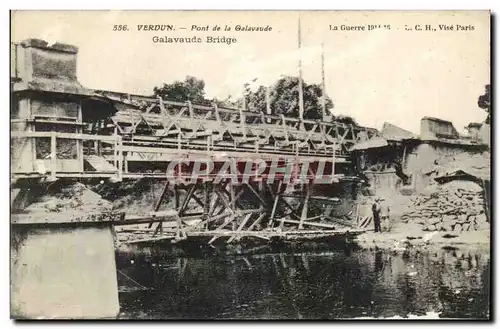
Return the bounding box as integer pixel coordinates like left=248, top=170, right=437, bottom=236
left=354, top=221, right=490, bottom=252
left=114, top=220, right=490, bottom=256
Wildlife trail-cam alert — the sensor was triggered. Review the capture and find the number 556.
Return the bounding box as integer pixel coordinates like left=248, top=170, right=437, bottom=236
left=113, top=25, right=128, bottom=31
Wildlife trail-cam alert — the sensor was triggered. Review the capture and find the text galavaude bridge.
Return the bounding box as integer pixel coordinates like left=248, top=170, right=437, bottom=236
left=136, top=24, right=272, bottom=32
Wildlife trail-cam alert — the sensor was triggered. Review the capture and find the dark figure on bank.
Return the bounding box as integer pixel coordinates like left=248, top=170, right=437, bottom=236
left=372, top=198, right=382, bottom=233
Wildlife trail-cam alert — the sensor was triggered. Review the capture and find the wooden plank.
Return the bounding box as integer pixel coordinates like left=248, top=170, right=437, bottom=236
left=118, top=144, right=348, bottom=163
left=124, top=235, right=176, bottom=244
left=276, top=218, right=336, bottom=229
left=282, top=194, right=342, bottom=202
left=11, top=131, right=120, bottom=142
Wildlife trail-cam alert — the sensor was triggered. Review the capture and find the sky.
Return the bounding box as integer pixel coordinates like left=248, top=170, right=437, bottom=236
left=11, top=10, right=490, bottom=134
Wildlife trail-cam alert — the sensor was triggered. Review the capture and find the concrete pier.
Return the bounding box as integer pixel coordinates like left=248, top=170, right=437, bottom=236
left=11, top=224, right=119, bottom=319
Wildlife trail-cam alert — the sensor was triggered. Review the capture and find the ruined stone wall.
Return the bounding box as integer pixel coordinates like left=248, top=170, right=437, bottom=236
left=353, top=142, right=489, bottom=223
left=404, top=143, right=487, bottom=193
left=420, top=117, right=459, bottom=139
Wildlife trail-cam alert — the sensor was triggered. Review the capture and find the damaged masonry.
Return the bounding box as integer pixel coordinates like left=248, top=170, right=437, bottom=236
left=10, top=35, right=491, bottom=320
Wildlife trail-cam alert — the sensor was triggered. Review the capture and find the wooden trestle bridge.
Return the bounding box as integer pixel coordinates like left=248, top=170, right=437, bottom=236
left=11, top=38, right=377, bottom=245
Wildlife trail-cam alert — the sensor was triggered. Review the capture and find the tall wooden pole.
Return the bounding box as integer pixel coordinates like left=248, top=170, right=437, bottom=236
left=242, top=85, right=246, bottom=110
left=321, top=42, right=327, bottom=120
left=298, top=15, right=304, bottom=121
left=265, top=85, right=271, bottom=123
left=265, top=86, right=271, bottom=115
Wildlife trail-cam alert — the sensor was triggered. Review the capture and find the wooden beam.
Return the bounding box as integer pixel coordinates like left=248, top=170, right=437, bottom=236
left=268, top=180, right=283, bottom=228
left=148, top=180, right=170, bottom=229
left=299, top=184, right=311, bottom=229
left=229, top=181, right=237, bottom=230
left=207, top=214, right=237, bottom=245
left=244, top=182, right=268, bottom=208
left=11, top=131, right=120, bottom=142
left=227, top=213, right=252, bottom=243
left=124, top=235, right=176, bottom=244
left=277, top=218, right=335, bottom=229
left=178, top=183, right=197, bottom=216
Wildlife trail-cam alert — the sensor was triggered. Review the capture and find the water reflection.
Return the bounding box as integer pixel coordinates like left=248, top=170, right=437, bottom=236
left=116, top=247, right=490, bottom=319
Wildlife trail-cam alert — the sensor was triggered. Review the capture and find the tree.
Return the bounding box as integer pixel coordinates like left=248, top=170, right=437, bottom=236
left=478, top=84, right=491, bottom=124
left=153, top=76, right=209, bottom=105
left=244, top=76, right=334, bottom=120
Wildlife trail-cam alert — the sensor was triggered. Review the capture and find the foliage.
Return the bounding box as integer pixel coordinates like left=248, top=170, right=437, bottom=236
left=477, top=84, right=491, bottom=124
left=243, top=76, right=334, bottom=120
left=334, top=114, right=358, bottom=126
left=152, top=75, right=359, bottom=125
left=153, top=76, right=209, bottom=105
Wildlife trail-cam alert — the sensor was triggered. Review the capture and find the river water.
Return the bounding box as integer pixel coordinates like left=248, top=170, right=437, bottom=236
left=116, top=246, right=490, bottom=319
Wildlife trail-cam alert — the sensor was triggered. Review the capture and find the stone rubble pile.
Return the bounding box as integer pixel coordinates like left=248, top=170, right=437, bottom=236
left=401, top=180, right=489, bottom=233
left=25, top=182, right=112, bottom=214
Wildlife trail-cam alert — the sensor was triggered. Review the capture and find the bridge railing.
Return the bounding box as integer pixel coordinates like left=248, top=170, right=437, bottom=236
left=93, top=91, right=378, bottom=158
left=11, top=131, right=123, bottom=180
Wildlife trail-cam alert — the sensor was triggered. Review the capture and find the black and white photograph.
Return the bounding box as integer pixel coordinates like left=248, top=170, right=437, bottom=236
left=9, top=10, right=491, bottom=320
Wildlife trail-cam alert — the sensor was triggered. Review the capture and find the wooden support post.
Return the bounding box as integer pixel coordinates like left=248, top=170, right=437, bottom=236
left=50, top=131, right=56, bottom=181
left=235, top=212, right=267, bottom=242
left=268, top=180, right=283, bottom=228
left=152, top=219, right=164, bottom=237
left=247, top=212, right=266, bottom=232
left=299, top=184, right=311, bottom=230
left=355, top=204, right=360, bottom=228
left=208, top=214, right=238, bottom=245
left=176, top=214, right=187, bottom=241
left=187, top=101, right=194, bottom=119
left=113, top=126, right=118, bottom=168
left=174, top=183, right=180, bottom=210
left=229, top=181, right=236, bottom=231
left=220, top=182, right=245, bottom=209
left=148, top=180, right=170, bottom=229
left=117, top=137, right=123, bottom=181
left=227, top=213, right=252, bottom=243
left=124, top=152, right=129, bottom=174
left=179, top=183, right=196, bottom=216
left=258, top=180, right=264, bottom=210
left=214, top=187, right=234, bottom=214
left=245, top=182, right=268, bottom=208
left=279, top=198, right=302, bottom=221
left=178, top=185, right=206, bottom=208
left=208, top=190, right=220, bottom=216
left=266, top=183, right=276, bottom=198
left=155, top=181, right=170, bottom=211
left=302, top=254, right=310, bottom=273
left=202, top=181, right=212, bottom=230
left=320, top=42, right=327, bottom=121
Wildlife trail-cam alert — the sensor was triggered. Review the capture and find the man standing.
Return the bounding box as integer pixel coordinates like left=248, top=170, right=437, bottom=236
left=372, top=198, right=382, bottom=233
left=380, top=198, right=391, bottom=232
